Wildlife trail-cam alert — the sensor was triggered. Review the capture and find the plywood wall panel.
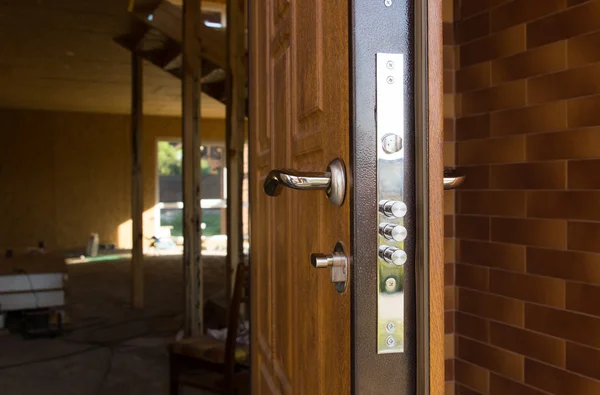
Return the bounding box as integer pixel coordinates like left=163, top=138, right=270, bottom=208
left=0, top=109, right=226, bottom=250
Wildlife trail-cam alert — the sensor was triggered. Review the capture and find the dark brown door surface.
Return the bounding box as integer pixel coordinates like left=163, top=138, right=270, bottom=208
left=249, top=0, right=351, bottom=394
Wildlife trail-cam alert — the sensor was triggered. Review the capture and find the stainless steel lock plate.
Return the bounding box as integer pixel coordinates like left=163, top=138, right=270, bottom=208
left=376, top=53, right=406, bottom=354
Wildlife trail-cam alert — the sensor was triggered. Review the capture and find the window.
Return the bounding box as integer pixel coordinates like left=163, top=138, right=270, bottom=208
left=156, top=140, right=227, bottom=254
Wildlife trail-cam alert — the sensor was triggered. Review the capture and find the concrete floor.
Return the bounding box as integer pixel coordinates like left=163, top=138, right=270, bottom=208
left=0, top=256, right=227, bottom=395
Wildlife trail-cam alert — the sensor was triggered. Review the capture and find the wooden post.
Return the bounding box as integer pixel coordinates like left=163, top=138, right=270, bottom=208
left=182, top=0, right=203, bottom=336
left=225, top=0, right=247, bottom=298
left=131, top=52, right=144, bottom=309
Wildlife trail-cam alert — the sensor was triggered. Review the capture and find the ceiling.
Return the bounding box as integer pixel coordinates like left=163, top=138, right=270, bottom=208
left=0, top=0, right=226, bottom=117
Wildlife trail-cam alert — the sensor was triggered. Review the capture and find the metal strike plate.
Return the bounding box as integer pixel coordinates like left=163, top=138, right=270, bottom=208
left=376, top=53, right=405, bottom=354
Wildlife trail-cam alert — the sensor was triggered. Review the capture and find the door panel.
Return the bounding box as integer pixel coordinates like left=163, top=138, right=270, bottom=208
left=252, top=0, right=445, bottom=394
left=251, top=0, right=350, bottom=393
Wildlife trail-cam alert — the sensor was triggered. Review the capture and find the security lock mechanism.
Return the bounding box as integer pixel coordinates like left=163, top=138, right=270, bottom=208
left=310, top=242, right=348, bottom=293
left=379, top=246, right=407, bottom=266
left=376, top=53, right=406, bottom=354
left=379, top=223, right=408, bottom=242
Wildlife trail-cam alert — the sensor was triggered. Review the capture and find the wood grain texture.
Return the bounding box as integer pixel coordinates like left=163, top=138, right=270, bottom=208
left=224, top=0, right=246, bottom=300
left=429, top=0, right=446, bottom=393
left=131, top=53, right=144, bottom=309
left=0, top=0, right=224, bottom=116
left=0, top=110, right=225, bottom=252
left=250, top=0, right=350, bottom=392
left=182, top=0, right=203, bottom=336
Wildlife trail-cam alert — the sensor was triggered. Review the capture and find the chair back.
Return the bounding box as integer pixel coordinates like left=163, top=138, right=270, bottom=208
left=223, top=261, right=248, bottom=382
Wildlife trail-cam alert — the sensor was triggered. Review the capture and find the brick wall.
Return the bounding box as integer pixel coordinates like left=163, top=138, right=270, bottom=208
left=453, top=0, right=600, bottom=394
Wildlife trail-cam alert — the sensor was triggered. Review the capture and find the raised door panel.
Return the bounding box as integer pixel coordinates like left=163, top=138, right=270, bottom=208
left=269, top=1, right=295, bottom=393
left=290, top=0, right=351, bottom=394
left=252, top=0, right=351, bottom=393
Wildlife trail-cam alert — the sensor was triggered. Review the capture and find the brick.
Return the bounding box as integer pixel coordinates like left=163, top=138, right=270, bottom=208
left=491, top=217, right=567, bottom=249
left=446, top=310, right=455, bottom=333
left=568, top=95, right=600, bottom=128
left=446, top=358, right=455, bottom=381
left=527, top=247, right=600, bottom=285
left=490, top=101, right=567, bottom=136
left=457, top=384, right=484, bottom=395
left=461, top=0, right=507, bottom=18
left=444, top=118, right=456, bottom=141
left=459, top=288, right=525, bottom=326
left=566, top=282, right=600, bottom=316
left=528, top=63, right=600, bottom=104
left=454, top=165, right=489, bottom=190
left=461, top=25, right=526, bottom=67
left=456, top=311, right=490, bottom=342
left=525, top=358, right=600, bottom=394
left=490, top=162, right=566, bottom=189
left=456, top=114, right=490, bottom=141
left=462, top=81, right=526, bottom=116
left=458, top=190, right=525, bottom=216
left=456, top=263, right=489, bottom=291
left=566, top=342, right=600, bottom=381
left=569, top=30, right=600, bottom=67
left=457, top=62, right=491, bottom=93
left=528, top=191, right=600, bottom=221
left=527, top=0, right=600, bottom=48
left=569, top=221, right=600, bottom=253
left=527, top=128, right=600, bottom=160
left=492, top=41, right=566, bottom=84
left=491, top=0, right=567, bottom=32
left=568, top=160, right=600, bottom=189
left=455, top=358, right=490, bottom=394
left=456, top=215, right=490, bottom=241
left=456, top=13, right=490, bottom=44
left=458, top=337, right=524, bottom=380
left=459, top=240, right=525, bottom=272
left=526, top=304, right=600, bottom=348
left=490, top=322, right=566, bottom=367
left=490, top=373, right=553, bottom=395
left=457, top=136, right=525, bottom=165
left=490, top=269, right=566, bottom=308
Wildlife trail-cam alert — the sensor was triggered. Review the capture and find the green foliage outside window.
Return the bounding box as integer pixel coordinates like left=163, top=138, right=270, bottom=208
left=158, top=141, right=218, bottom=176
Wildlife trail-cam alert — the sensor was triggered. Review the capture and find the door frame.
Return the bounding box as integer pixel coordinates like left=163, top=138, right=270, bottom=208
left=350, top=0, right=443, bottom=394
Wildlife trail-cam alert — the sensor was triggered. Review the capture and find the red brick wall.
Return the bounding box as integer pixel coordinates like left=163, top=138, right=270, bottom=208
left=452, top=0, right=600, bottom=394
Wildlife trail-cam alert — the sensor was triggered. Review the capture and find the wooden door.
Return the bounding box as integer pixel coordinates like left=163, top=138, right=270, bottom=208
left=249, top=0, right=350, bottom=394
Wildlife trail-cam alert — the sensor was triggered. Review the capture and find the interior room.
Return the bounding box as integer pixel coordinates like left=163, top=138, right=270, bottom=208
left=0, top=0, right=249, bottom=394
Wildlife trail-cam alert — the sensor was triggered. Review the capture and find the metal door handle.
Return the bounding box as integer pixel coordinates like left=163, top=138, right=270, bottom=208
left=443, top=168, right=465, bottom=190
left=310, top=242, right=348, bottom=292
left=263, top=158, right=346, bottom=206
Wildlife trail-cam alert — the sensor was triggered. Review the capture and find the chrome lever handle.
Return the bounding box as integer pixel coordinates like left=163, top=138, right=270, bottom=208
left=264, top=170, right=330, bottom=194
left=263, top=158, right=346, bottom=206
left=443, top=167, right=466, bottom=190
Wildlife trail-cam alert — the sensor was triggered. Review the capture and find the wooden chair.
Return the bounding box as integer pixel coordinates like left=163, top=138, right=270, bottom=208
left=169, top=262, right=249, bottom=395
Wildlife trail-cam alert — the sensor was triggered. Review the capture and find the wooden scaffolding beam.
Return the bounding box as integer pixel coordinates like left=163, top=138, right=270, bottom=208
left=131, top=53, right=144, bottom=309
left=225, top=0, right=247, bottom=296
left=182, top=0, right=203, bottom=336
